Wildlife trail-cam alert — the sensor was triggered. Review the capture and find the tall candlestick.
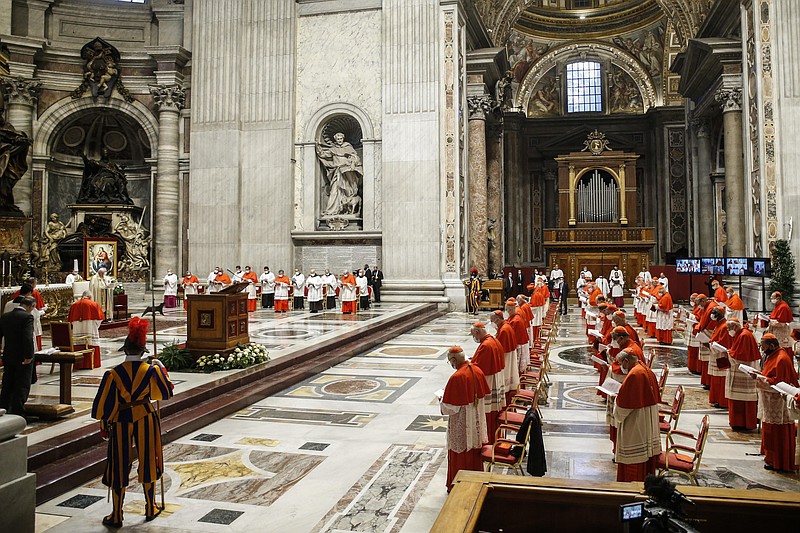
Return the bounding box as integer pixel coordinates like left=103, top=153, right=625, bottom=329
left=73, top=258, right=79, bottom=272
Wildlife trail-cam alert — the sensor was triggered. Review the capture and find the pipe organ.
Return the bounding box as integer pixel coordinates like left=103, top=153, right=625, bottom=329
left=545, top=130, right=655, bottom=294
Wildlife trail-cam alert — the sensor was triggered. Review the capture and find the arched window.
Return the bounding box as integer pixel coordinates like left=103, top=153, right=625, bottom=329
left=577, top=169, right=618, bottom=222
left=566, top=61, right=602, bottom=113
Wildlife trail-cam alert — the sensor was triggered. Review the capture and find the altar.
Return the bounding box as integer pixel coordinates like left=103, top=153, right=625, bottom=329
left=0, top=284, right=73, bottom=325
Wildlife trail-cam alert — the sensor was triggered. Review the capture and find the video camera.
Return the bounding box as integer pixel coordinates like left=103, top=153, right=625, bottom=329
left=619, top=476, right=702, bottom=533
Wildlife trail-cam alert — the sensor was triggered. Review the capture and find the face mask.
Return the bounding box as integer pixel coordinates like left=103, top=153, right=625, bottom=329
left=728, top=330, right=736, bottom=337
left=620, top=366, right=629, bottom=375
left=610, top=340, right=619, bottom=349
left=770, top=299, right=778, bottom=304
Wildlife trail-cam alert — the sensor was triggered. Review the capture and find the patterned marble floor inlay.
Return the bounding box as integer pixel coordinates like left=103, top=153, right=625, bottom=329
left=168, top=447, right=325, bottom=506
left=279, top=374, right=419, bottom=403
left=198, top=509, right=244, bottom=525
left=231, top=406, right=377, bottom=427
left=405, top=415, right=448, bottom=432
left=56, top=494, right=103, bottom=509
left=314, top=444, right=444, bottom=533
left=366, top=346, right=448, bottom=359
left=335, top=361, right=436, bottom=372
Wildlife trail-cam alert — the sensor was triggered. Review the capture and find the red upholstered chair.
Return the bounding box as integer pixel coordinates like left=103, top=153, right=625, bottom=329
left=50, top=321, right=92, bottom=372
left=659, top=385, right=684, bottom=435
left=656, top=364, right=670, bottom=402
left=481, top=422, right=532, bottom=475
left=656, top=415, right=710, bottom=486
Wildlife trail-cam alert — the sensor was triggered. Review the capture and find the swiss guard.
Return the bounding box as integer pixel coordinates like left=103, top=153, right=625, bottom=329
left=91, top=316, right=173, bottom=527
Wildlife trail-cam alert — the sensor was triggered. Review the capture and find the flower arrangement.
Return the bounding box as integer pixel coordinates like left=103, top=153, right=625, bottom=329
left=195, top=343, right=270, bottom=372
left=113, top=283, right=125, bottom=295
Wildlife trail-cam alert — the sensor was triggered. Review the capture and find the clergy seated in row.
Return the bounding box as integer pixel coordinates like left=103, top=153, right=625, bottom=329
left=439, top=346, right=489, bottom=492
left=68, top=291, right=105, bottom=369
left=613, top=350, right=661, bottom=482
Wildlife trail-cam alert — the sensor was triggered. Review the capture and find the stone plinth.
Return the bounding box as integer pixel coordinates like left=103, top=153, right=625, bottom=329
left=0, top=412, right=35, bottom=533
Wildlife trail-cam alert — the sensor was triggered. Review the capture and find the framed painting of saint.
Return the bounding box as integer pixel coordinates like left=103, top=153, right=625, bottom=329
left=85, top=238, right=118, bottom=278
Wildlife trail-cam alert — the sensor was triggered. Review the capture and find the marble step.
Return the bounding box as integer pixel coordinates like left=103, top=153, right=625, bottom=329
left=29, top=303, right=444, bottom=505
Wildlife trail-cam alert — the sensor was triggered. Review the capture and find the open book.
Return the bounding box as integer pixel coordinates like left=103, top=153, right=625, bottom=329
left=596, top=376, right=621, bottom=397
left=685, top=314, right=698, bottom=324
left=597, top=343, right=609, bottom=353
left=588, top=329, right=604, bottom=339
left=758, top=313, right=770, bottom=322
left=695, top=331, right=711, bottom=343
left=771, top=382, right=800, bottom=397
left=710, top=341, right=729, bottom=353
left=434, top=389, right=444, bottom=401
left=591, top=355, right=609, bottom=367
left=738, top=364, right=761, bottom=377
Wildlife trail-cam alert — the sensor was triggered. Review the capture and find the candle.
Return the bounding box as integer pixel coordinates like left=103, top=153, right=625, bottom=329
left=73, top=258, right=79, bottom=272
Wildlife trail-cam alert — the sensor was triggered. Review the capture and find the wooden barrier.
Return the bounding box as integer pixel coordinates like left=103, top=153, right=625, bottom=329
left=432, top=471, right=800, bottom=533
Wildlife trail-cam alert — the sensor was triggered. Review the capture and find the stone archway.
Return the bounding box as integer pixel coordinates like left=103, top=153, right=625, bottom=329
left=480, top=0, right=710, bottom=51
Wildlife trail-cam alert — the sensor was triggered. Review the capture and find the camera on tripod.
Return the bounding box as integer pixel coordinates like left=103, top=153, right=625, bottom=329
left=619, top=476, right=702, bottom=533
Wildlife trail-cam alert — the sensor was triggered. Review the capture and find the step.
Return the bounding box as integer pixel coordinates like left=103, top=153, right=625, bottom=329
left=31, top=303, right=444, bottom=504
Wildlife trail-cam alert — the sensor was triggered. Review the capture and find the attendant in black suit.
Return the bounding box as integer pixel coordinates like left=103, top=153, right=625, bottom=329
left=0, top=296, right=36, bottom=418
left=364, top=264, right=373, bottom=285
left=371, top=265, right=383, bottom=302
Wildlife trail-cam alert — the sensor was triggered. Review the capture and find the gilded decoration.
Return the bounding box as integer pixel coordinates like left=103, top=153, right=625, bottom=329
left=443, top=8, right=457, bottom=272
left=582, top=130, right=611, bottom=156
left=71, top=38, right=133, bottom=103
left=608, top=66, right=644, bottom=113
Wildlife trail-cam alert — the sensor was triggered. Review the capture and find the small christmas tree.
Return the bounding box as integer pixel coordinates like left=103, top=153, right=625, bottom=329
left=770, top=239, right=795, bottom=307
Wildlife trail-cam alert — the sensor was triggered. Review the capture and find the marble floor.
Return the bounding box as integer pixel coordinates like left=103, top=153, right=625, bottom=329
left=33, top=300, right=800, bottom=532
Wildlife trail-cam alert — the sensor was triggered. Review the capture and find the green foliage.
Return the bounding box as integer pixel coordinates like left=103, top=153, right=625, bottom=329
left=196, top=343, right=270, bottom=372
left=770, top=239, right=796, bottom=307
left=157, top=340, right=194, bottom=371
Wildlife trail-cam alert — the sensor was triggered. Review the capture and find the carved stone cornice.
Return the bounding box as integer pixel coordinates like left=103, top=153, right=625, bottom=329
left=149, top=84, right=186, bottom=111
left=467, top=95, right=492, bottom=120
left=1, top=77, right=42, bottom=105
left=715, top=87, right=742, bottom=113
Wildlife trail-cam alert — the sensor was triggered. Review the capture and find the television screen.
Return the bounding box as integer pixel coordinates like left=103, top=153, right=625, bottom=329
left=701, top=258, right=724, bottom=275
left=726, top=258, right=748, bottom=276
left=749, top=258, right=771, bottom=277
left=676, top=258, right=700, bottom=274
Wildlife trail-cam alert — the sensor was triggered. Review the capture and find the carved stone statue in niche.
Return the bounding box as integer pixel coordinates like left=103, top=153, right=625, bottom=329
left=316, top=132, right=363, bottom=218
left=34, top=213, right=67, bottom=271
left=77, top=150, right=133, bottom=205
left=0, top=111, right=32, bottom=216
left=113, top=214, right=150, bottom=271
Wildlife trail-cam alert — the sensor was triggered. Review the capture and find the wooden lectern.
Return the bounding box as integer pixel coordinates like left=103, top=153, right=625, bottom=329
left=186, top=282, right=250, bottom=355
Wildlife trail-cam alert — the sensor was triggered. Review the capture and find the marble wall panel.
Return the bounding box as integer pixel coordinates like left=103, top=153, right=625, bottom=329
left=295, top=10, right=382, bottom=140
left=381, top=115, right=441, bottom=281
left=294, top=244, right=380, bottom=274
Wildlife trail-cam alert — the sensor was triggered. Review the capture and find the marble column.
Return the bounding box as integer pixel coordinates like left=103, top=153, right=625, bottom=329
left=693, top=118, right=716, bottom=255
left=2, top=77, right=41, bottom=221
left=467, top=95, right=491, bottom=276
left=715, top=87, right=746, bottom=256
left=149, top=84, right=185, bottom=278
left=486, top=123, right=503, bottom=275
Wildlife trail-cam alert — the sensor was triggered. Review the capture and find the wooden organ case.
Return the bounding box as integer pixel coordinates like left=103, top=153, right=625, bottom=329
left=544, top=131, right=654, bottom=294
